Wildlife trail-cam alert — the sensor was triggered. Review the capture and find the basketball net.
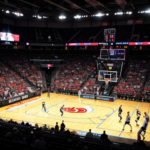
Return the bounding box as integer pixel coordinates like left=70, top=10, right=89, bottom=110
left=105, top=78, right=110, bottom=84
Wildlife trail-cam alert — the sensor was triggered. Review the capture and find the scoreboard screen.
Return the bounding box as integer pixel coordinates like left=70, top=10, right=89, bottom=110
left=104, top=28, right=116, bottom=42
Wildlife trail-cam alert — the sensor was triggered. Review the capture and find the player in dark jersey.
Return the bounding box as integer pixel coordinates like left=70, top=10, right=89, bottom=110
left=42, top=102, right=46, bottom=112
left=137, top=112, right=149, bottom=141
left=122, top=111, right=132, bottom=132
left=60, top=105, right=64, bottom=116
left=118, top=105, right=122, bottom=122
left=135, top=109, right=141, bottom=126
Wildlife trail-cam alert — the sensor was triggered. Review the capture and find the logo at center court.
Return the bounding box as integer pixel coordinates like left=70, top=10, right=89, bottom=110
left=63, top=106, right=93, bottom=113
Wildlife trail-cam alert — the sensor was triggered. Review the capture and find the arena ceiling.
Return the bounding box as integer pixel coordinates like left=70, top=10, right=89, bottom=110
left=0, top=0, right=150, bottom=19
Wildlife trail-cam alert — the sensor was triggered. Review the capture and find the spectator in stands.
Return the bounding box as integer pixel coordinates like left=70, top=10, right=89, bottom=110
left=35, top=123, right=39, bottom=128
left=85, top=129, right=93, bottom=138
left=55, top=122, right=59, bottom=131
left=60, top=120, right=65, bottom=131
left=9, top=119, right=14, bottom=123
left=100, top=130, right=108, bottom=140
left=18, top=136, right=27, bottom=145
left=67, top=135, right=72, bottom=143
left=25, top=122, right=30, bottom=126
left=21, top=121, right=25, bottom=125
left=5, top=129, right=13, bottom=140
left=13, top=127, right=18, bottom=134
left=82, top=145, right=88, bottom=150
left=50, top=127, right=55, bottom=134
left=3, top=87, right=11, bottom=99
left=12, top=91, right=18, bottom=97
left=64, top=129, right=71, bottom=135
left=34, top=136, right=46, bottom=150
left=42, top=124, right=47, bottom=129
left=74, top=142, right=81, bottom=150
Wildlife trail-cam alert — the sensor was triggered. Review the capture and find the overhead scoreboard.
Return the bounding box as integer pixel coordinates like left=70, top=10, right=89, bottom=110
left=104, top=28, right=116, bottom=43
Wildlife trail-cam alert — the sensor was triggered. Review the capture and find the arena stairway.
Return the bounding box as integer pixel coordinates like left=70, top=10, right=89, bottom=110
left=50, top=68, right=58, bottom=91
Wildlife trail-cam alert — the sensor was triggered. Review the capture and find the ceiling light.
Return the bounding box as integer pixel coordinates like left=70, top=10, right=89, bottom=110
left=95, top=13, right=104, bottom=17
left=145, top=10, right=150, bottom=13
left=126, top=11, right=132, bottom=15
left=6, top=10, right=10, bottom=13
left=74, top=15, right=81, bottom=19
left=59, top=15, right=66, bottom=19
left=37, top=15, right=42, bottom=19
left=114, top=12, right=123, bottom=15
left=43, top=16, right=47, bottom=18
left=12, top=12, right=24, bottom=17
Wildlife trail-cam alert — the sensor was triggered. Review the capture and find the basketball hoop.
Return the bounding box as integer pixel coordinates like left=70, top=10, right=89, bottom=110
left=105, top=78, right=110, bottom=84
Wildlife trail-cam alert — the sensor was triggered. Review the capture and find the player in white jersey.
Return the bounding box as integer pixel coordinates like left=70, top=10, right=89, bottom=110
left=135, top=109, right=141, bottom=126
left=122, top=111, right=132, bottom=132
left=137, top=112, right=149, bottom=141
left=78, top=90, right=81, bottom=98
left=42, top=102, right=46, bottom=112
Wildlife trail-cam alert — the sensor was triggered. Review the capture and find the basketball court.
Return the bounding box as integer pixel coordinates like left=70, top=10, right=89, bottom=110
left=0, top=93, right=150, bottom=141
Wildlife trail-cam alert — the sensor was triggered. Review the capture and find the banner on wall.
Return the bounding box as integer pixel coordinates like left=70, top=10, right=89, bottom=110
left=66, top=43, right=99, bottom=46
left=8, top=97, right=21, bottom=104
left=127, top=20, right=133, bottom=25
left=134, top=20, right=143, bottom=24
left=21, top=95, right=29, bottom=100
left=99, top=22, right=109, bottom=26
left=0, top=92, right=39, bottom=107
left=129, top=42, right=150, bottom=45
left=80, top=94, right=95, bottom=99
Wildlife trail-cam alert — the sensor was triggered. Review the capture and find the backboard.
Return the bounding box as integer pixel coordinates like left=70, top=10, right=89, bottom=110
left=98, top=70, right=117, bottom=82
left=100, top=49, right=125, bottom=60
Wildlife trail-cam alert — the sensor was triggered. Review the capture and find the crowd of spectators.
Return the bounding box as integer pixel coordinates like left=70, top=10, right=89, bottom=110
left=52, top=54, right=95, bottom=94
left=0, top=61, right=33, bottom=100
left=80, top=78, right=100, bottom=95
left=0, top=51, right=47, bottom=100
left=113, top=58, right=150, bottom=102
left=1, top=48, right=150, bottom=102
left=0, top=117, right=148, bottom=150
left=2, top=52, right=46, bottom=88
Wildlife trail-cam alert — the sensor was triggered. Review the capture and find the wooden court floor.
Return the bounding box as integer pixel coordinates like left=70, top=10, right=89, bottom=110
left=0, top=93, right=150, bottom=141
